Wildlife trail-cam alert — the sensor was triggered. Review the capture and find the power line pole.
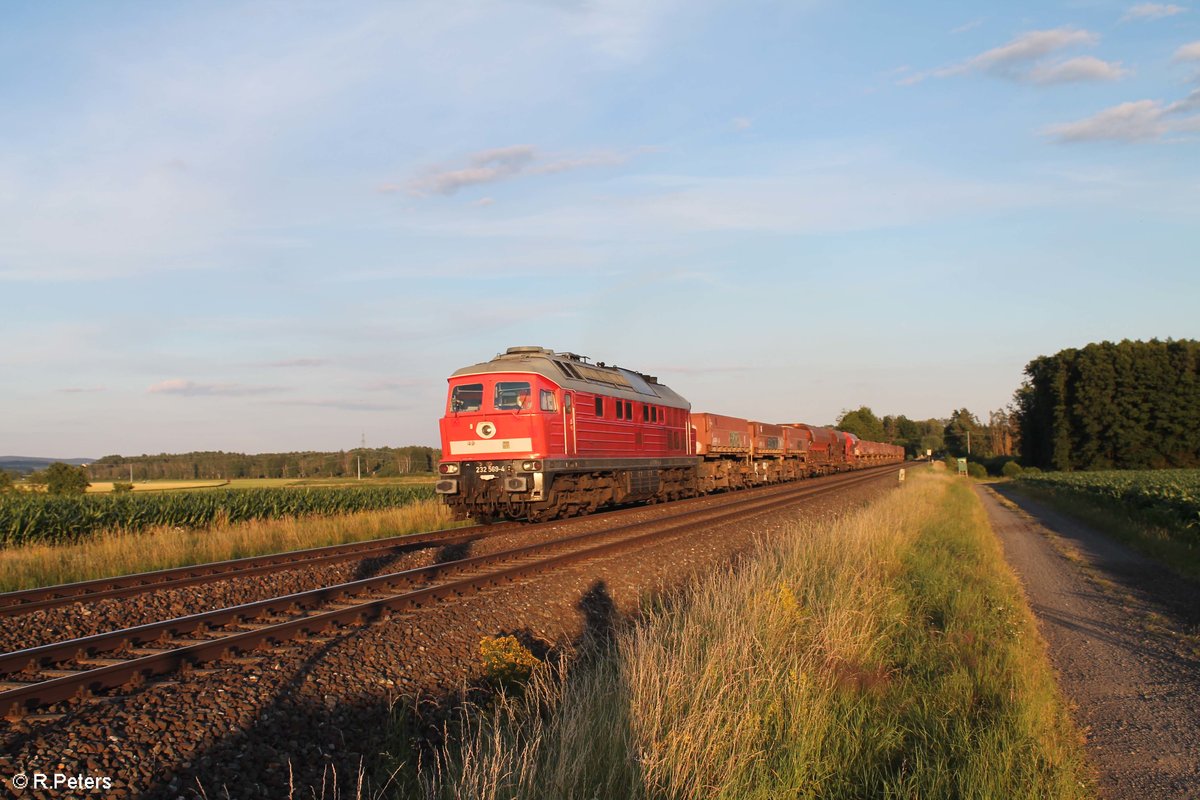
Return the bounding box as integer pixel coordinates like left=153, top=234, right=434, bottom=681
left=358, top=432, right=365, bottom=480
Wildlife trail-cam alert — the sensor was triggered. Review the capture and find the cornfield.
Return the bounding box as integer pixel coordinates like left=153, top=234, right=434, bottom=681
left=0, top=485, right=434, bottom=547
left=1018, top=469, right=1200, bottom=531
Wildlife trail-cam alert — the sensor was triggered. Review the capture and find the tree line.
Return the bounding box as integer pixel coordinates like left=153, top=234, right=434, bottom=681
left=1013, top=339, right=1199, bottom=471
left=84, top=446, right=442, bottom=482
left=834, top=406, right=1018, bottom=462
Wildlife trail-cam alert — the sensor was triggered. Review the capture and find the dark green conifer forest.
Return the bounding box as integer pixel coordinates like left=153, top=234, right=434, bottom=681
left=1013, top=339, right=1200, bottom=471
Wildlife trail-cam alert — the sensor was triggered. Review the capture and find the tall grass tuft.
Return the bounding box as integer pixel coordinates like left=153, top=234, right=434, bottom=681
left=408, top=473, right=1093, bottom=800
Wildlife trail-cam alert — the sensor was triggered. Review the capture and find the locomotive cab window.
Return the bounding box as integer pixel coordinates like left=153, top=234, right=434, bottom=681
left=451, top=383, right=484, bottom=412
left=540, top=390, right=557, bottom=412
left=495, top=381, right=532, bottom=411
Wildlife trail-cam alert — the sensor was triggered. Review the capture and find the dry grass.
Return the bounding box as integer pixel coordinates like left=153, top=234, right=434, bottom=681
left=404, top=473, right=1093, bottom=799
left=85, top=480, right=229, bottom=493
left=0, top=498, right=458, bottom=593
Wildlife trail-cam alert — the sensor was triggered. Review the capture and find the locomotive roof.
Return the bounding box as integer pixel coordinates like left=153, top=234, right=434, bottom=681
left=449, top=346, right=691, bottom=409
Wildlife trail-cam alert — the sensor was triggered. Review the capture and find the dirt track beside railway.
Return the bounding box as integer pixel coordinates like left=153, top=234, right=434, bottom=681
left=978, top=484, right=1200, bottom=800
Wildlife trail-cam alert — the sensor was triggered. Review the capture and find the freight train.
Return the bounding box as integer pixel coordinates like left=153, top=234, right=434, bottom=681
left=434, top=347, right=904, bottom=522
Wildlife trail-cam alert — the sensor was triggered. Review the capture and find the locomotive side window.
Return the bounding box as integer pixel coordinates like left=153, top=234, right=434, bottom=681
left=643, top=405, right=649, bottom=422
left=595, top=396, right=603, bottom=417
left=616, top=399, right=624, bottom=420
left=625, top=400, right=632, bottom=419
left=540, top=390, right=557, bottom=412
left=495, top=381, right=532, bottom=411
left=451, top=383, right=484, bottom=412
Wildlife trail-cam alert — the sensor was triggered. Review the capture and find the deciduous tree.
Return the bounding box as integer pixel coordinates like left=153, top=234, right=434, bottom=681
left=44, top=462, right=90, bottom=496
left=836, top=406, right=886, bottom=442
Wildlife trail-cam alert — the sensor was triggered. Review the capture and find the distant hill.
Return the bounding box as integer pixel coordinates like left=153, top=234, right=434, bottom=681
left=0, top=456, right=95, bottom=475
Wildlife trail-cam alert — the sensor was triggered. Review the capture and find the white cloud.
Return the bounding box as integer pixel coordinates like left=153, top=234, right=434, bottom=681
left=1174, top=40, right=1200, bottom=60
left=1046, top=101, right=1167, bottom=142
left=394, top=152, right=1067, bottom=241
left=148, top=379, right=285, bottom=397
left=404, top=145, right=637, bottom=196
left=1027, top=56, right=1129, bottom=84
left=271, top=398, right=400, bottom=412
left=1122, top=3, right=1187, bottom=20
left=732, top=117, right=752, bottom=131
left=950, top=18, right=984, bottom=35
left=943, top=27, right=1097, bottom=77
left=563, top=0, right=684, bottom=61
left=1169, top=87, right=1200, bottom=113
left=265, top=358, right=328, bottom=368
left=1045, top=91, right=1200, bottom=142
left=904, top=27, right=1114, bottom=85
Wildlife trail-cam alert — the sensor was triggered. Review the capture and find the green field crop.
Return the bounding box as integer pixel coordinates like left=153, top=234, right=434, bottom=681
left=0, top=484, right=434, bottom=547
left=1017, top=469, right=1200, bottom=531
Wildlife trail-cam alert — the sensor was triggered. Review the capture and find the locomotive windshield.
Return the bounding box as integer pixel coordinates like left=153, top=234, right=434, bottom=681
left=494, top=381, right=532, bottom=411
left=450, top=383, right=484, bottom=412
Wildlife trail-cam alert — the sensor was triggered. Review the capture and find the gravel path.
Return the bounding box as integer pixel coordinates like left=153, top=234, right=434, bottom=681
left=977, top=484, right=1200, bottom=800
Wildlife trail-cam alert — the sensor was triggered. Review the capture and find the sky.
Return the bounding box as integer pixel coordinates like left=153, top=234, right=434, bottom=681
left=2, top=1, right=1198, bottom=458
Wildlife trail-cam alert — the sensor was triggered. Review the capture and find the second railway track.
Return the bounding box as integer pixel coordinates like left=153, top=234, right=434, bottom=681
left=0, top=521, right=518, bottom=617
left=1, top=465, right=898, bottom=718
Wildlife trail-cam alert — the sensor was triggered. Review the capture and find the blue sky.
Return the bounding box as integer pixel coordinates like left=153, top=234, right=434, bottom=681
left=2, top=1, right=1198, bottom=457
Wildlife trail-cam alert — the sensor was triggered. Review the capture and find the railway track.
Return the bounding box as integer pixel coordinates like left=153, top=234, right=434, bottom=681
left=0, top=465, right=898, bottom=718
left=0, top=521, right=517, bottom=618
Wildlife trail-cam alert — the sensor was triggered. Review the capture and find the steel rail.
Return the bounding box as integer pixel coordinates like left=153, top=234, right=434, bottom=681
left=0, top=522, right=517, bottom=617
left=0, top=465, right=897, bottom=717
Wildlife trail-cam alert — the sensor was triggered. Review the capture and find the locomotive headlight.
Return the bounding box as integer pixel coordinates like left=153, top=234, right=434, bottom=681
left=438, top=463, right=460, bottom=475
left=521, top=460, right=542, bottom=472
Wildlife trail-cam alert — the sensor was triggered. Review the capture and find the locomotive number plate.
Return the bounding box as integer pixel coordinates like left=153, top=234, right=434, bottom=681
left=477, top=464, right=506, bottom=473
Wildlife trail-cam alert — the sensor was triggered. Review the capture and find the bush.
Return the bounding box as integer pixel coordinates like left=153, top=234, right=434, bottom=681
left=479, top=635, right=540, bottom=690
left=111, top=481, right=134, bottom=494
left=0, top=471, right=12, bottom=493
left=966, top=462, right=988, bottom=479
left=980, top=456, right=1020, bottom=476
left=45, top=463, right=89, bottom=496
left=1021, top=466, right=1042, bottom=476
left=1001, top=461, right=1024, bottom=479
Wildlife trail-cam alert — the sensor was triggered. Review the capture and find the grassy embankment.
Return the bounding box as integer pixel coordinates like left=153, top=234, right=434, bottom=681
left=1010, top=470, right=1200, bottom=580
left=399, top=472, right=1092, bottom=799
left=0, top=498, right=457, bottom=593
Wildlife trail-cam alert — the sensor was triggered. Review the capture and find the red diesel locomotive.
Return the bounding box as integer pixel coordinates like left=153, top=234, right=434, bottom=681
left=435, top=347, right=903, bottom=521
